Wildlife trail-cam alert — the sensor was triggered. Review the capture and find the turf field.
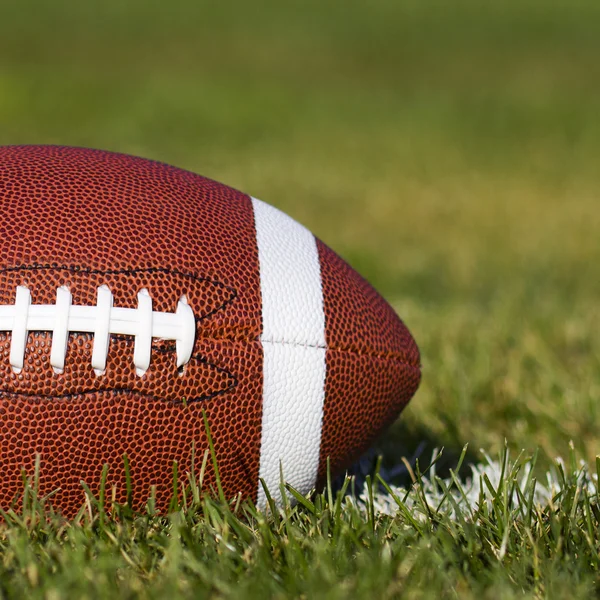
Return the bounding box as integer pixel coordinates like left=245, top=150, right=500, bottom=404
left=0, top=0, right=599, bottom=597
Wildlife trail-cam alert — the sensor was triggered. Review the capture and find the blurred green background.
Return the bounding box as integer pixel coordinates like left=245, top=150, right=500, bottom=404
left=1, top=0, right=598, bottom=466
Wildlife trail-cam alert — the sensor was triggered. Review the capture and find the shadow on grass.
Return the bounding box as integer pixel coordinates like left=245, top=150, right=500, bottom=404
left=335, top=420, right=481, bottom=495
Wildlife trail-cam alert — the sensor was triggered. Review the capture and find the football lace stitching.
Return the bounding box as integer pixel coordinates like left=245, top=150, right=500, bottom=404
left=0, top=285, right=196, bottom=376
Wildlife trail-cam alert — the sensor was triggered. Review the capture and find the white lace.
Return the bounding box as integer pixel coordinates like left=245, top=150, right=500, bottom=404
left=0, top=285, right=196, bottom=376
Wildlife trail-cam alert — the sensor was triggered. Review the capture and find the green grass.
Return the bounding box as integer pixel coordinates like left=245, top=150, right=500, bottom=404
left=2, top=448, right=600, bottom=599
left=0, top=0, right=599, bottom=596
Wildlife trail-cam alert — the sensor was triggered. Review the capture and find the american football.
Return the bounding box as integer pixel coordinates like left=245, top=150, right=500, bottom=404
left=0, top=145, right=420, bottom=515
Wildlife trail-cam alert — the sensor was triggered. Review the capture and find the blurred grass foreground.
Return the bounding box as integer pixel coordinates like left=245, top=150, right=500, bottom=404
left=0, top=0, right=598, bottom=477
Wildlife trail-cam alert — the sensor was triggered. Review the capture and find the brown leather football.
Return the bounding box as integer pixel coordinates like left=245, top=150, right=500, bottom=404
left=0, top=145, right=420, bottom=516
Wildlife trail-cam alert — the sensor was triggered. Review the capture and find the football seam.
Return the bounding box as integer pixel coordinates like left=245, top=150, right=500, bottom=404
left=0, top=332, right=420, bottom=370
left=259, top=338, right=420, bottom=369
left=155, top=336, right=420, bottom=369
